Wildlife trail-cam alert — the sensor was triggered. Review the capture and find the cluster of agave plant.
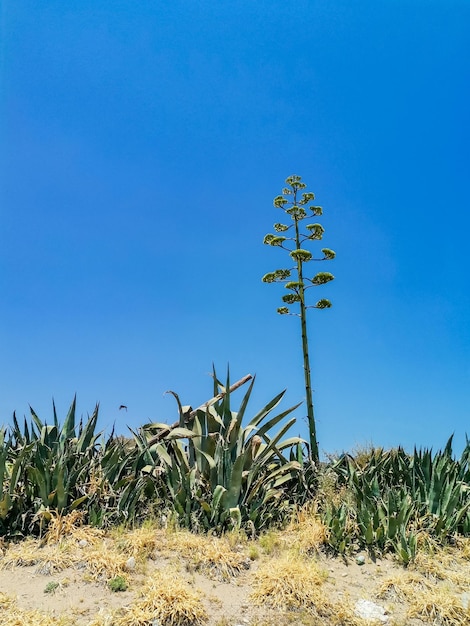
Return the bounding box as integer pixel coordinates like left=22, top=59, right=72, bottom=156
left=0, top=369, right=309, bottom=538
left=1, top=371, right=469, bottom=565
left=322, top=438, right=470, bottom=563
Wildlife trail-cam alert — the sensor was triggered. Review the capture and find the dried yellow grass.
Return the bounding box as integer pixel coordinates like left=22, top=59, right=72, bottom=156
left=456, top=536, right=470, bottom=560
left=377, top=572, right=434, bottom=602
left=44, top=511, right=105, bottom=546
left=79, top=543, right=130, bottom=580
left=111, top=525, right=163, bottom=558
left=412, top=546, right=470, bottom=587
left=378, top=573, right=470, bottom=626
left=251, top=555, right=326, bottom=610
left=166, top=530, right=250, bottom=580
left=0, top=537, right=76, bottom=573
left=0, top=592, right=73, bottom=626
left=283, top=506, right=328, bottom=555
left=408, top=585, right=470, bottom=626
left=251, top=556, right=364, bottom=625
left=89, top=568, right=207, bottom=626
left=1, top=532, right=130, bottom=581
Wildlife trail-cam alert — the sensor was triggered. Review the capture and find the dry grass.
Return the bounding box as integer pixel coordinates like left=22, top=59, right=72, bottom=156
left=0, top=537, right=77, bottom=573
left=1, top=518, right=134, bottom=581
left=78, top=543, right=131, bottom=581
left=377, top=571, right=470, bottom=626
left=165, top=530, right=250, bottom=581
left=282, top=505, right=328, bottom=555
left=456, top=536, right=470, bottom=560
left=412, top=544, right=470, bottom=587
left=0, top=592, right=73, bottom=626
left=110, top=524, right=163, bottom=559
left=89, top=568, right=207, bottom=626
left=250, top=555, right=365, bottom=625
left=251, top=555, right=325, bottom=610
left=408, top=585, right=470, bottom=626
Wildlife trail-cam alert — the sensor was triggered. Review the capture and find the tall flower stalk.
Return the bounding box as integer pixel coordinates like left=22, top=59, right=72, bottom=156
left=262, top=175, right=335, bottom=463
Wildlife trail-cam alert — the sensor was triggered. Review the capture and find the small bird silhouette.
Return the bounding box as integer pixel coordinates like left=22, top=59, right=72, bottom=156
left=119, top=405, right=128, bottom=411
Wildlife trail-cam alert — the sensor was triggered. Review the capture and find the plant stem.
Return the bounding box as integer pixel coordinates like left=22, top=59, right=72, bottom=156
left=293, top=191, right=319, bottom=464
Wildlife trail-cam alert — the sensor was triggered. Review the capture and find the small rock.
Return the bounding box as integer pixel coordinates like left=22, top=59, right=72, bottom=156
left=354, top=599, right=388, bottom=623
left=356, top=555, right=366, bottom=565
left=125, top=556, right=136, bottom=571
left=78, top=540, right=88, bottom=548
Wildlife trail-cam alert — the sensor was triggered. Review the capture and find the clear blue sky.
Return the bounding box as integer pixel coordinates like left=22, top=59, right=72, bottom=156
left=1, top=1, right=469, bottom=457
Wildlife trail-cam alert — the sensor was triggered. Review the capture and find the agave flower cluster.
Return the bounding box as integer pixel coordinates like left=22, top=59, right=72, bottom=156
left=262, top=174, right=335, bottom=315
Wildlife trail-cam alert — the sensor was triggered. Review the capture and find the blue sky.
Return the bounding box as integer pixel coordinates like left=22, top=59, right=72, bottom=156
left=1, top=1, right=469, bottom=457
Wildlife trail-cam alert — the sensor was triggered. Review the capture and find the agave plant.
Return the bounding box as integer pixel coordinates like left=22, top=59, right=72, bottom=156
left=0, top=397, right=117, bottom=536
left=322, top=437, right=470, bottom=561
left=131, top=368, right=305, bottom=533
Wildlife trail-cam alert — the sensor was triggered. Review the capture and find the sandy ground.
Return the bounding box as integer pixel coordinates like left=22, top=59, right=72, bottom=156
left=0, top=531, right=468, bottom=625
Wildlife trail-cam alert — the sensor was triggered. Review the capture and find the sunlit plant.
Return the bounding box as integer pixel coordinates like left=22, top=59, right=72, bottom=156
left=263, top=175, right=335, bottom=463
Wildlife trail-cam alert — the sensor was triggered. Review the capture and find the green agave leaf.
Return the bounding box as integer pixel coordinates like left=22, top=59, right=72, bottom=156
left=203, top=406, right=225, bottom=428
left=229, top=506, right=242, bottom=529
left=40, top=425, right=58, bottom=446
left=76, top=406, right=100, bottom=453
left=69, top=495, right=89, bottom=510
left=29, top=405, right=44, bottom=435
left=193, top=445, right=217, bottom=470
left=221, top=453, right=246, bottom=510
left=164, top=427, right=197, bottom=440
left=60, top=395, right=77, bottom=444
left=165, top=390, right=188, bottom=428
left=11, top=413, right=25, bottom=446
left=254, top=418, right=297, bottom=465
left=0, top=493, right=11, bottom=519
left=142, top=422, right=174, bottom=432
left=254, top=403, right=302, bottom=442
left=201, top=501, right=211, bottom=514
left=246, top=390, right=287, bottom=430
left=55, top=466, right=67, bottom=511
left=171, top=440, right=191, bottom=472
left=273, top=436, right=306, bottom=451
left=153, top=442, right=173, bottom=467
left=211, top=484, right=226, bottom=515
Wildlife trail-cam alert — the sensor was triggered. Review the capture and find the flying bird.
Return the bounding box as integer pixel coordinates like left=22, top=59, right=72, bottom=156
left=119, top=405, right=128, bottom=411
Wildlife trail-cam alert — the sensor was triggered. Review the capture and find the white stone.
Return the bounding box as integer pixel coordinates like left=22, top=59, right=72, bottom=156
left=354, top=599, right=388, bottom=623
left=125, top=556, right=136, bottom=571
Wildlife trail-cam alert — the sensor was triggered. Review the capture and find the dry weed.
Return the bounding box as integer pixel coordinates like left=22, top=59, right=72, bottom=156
left=408, top=585, right=470, bottom=626
left=0, top=592, right=73, bottom=625
left=251, top=555, right=325, bottom=610
left=283, top=505, right=328, bottom=555
left=378, top=572, right=470, bottom=626
left=251, top=556, right=364, bottom=625
left=0, top=537, right=76, bottom=573
left=166, top=530, right=250, bottom=581
left=89, top=568, right=207, bottom=626
left=1, top=530, right=131, bottom=581
left=80, top=544, right=130, bottom=580
left=412, top=545, right=470, bottom=587
left=111, top=524, right=163, bottom=558
left=44, top=511, right=105, bottom=546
